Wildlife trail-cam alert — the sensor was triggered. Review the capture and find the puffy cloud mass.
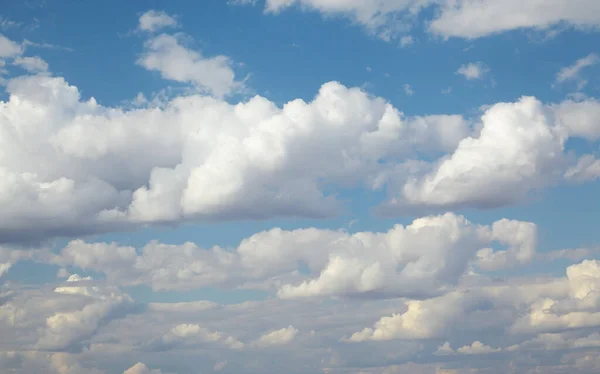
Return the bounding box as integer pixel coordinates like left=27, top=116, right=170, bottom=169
left=1, top=67, right=599, bottom=243
left=48, top=213, right=537, bottom=299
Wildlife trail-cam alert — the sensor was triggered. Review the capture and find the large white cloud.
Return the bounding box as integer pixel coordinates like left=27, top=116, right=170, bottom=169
left=48, top=213, right=537, bottom=299
left=385, top=96, right=600, bottom=212
left=0, top=66, right=477, bottom=243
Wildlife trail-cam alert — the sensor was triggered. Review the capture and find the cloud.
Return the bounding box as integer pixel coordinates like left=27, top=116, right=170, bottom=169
left=384, top=96, right=600, bottom=212
left=456, top=341, right=501, bottom=355
left=49, top=213, right=537, bottom=298
left=146, top=323, right=244, bottom=351
left=137, top=33, right=242, bottom=98
left=403, top=84, right=414, bottom=96
left=556, top=53, right=599, bottom=90
left=0, top=33, right=23, bottom=58
left=36, top=276, right=134, bottom=351
left=262, top=0, right=433, bottom=42
left=12, top=56, right=49, bottom=72
left=564, top=154, right=600, bottom=182
left=138, top=10, right=178, bottom=33
left=0, top=72, right=477, bottom=244
left=249, top=1, right=600, bottom=41
left=252, top=325, right=298, bottom=347
left=350, top=259, right=600, bottom=343
left=429, top=0, right=600, bottom=39
left=123, top=362, right=163, bottom=374
left=456, top=62, right=489, bottom=80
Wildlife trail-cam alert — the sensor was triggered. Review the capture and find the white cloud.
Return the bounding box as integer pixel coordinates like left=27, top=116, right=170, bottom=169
left=123, top=362, right=163, bottom=374
left=456, top=62, right=489, bottom=80
left=0, top=33, right=22, bottom=58
left=0, top=73, right=476, bottom=244
left=13, top=56, right=49, bottom=72
left=253, top=325, right=298, bottom=347
left=403, top=83, right=414, bottom=96
left=456, top=341, right=501, bottom=355
left=387, top=96, right=596, bottom=212
left=148, top=323, right=244, bottom=351
left=429, top=0, right=600, bottom=39
left=556, top=53, right=599, bottom=90
left=263, top=0, right=433, bottom=42
left=564, top=154, right=600, bottom=182
left=138, top=10, right=178, bottom=33
left=137, top=33, right=242, bottom=97
left=50, top=213, right=538, bottom=298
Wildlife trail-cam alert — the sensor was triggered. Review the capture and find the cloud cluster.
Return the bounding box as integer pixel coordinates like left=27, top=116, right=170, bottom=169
left=1, top=63, right=599, bottom=244
left=248, top=0, right=600, bottom=41
left=47, top=213, right=537, bottom=298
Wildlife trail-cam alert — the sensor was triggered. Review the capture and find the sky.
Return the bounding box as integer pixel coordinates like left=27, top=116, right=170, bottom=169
left=1, top=0, right=600, bottom=373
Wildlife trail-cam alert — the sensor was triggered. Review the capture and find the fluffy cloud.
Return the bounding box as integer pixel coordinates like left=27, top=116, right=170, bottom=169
left=350, top=259, right=600, bottom=343
left=0, top=70, right=478, bottom=243
left=4, top=259, right=600, bottom=373
left=36, top=276, right=134, bottom=351
left=145, top=323, right=245, bottom=351
left=137, top=33, right=242, bottom=98
left=49, top=213, right=537, bottom=298
left=386, top=96, right=600, bottom=211
left=456, top=62, right=489, bottom=80
left=0, top=33, right=22, bottom=58
left=12, top=56, right=49, bottom=73
left=429, top=0, right=600, bottom=39
left=252, top=325, right=298, bottom=347
left=138, top=10, right=178, bottom=33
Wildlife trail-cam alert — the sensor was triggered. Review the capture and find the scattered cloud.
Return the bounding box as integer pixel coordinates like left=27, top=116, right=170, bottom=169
left=138, top=10, right=179, bottom=33
left=456, top=62, right=489, bottom=80
left=556, top=53, right=599, bottom=90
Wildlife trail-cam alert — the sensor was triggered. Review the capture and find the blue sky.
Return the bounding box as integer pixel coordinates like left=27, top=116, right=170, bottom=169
left=1, top=0, right=600, bottom=373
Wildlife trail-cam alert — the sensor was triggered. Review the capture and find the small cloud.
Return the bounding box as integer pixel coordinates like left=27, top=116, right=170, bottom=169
left=456, top=341, right=501, bottom=355
left=0, top=17, right=22, bottom=30
left=213, top=361, right=227, bottom=371
left=399, top=35, right=414, bottom=47
left=441, top=86, right=452, bottom=94
left=435, top=342, right=455, bottom=356
left=253, top=326, right=298, bottom=347
left=456, top=61, right=489, bottom=80
left=366, top=66, right=372, bottom=72
left=227, top=0, right=257, bottom=5
left=138, top=10, right=179, bottom=33
left=13, top=56, right=49, bottom=73
left=403, top=83, right=414, bottom=96
left=556, top=53, right=599, bottom=90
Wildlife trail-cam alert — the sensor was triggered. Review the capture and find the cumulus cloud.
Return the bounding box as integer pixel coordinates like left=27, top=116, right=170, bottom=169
left=456, top=62, right=489, bottom=80
left=351, top=259, right=600, bottom=343
left=137, top=33, right=242, bottom=97
left=123, top=362, right=163, bottom=374
left=49, top=213, right=537, bottom=298
left=252, top=325, right=298, bottom=347
left=36, top=276, right=134, bottom=351
left=456, top=341, right=501, bottom=355
left=12, top=56, right=48, bottom=73
left=138, top=10, right=178, bottom=33
left=385, top=96, right=600, bottom=212
left=146, top=324, right=244, bottom=351
left=0, top=72, right=477, bottom=244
